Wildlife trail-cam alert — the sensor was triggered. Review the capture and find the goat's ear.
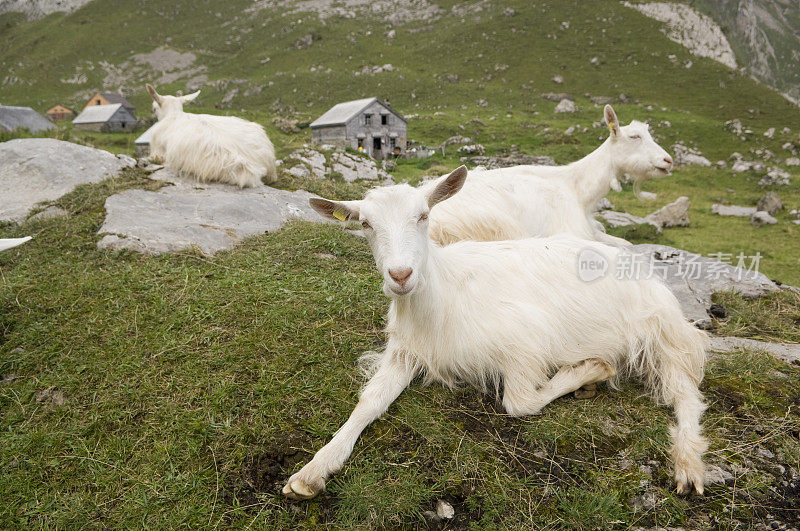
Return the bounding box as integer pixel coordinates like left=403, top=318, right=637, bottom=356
left=427, top=165, right=468, bottom=208
left=146, top=84, right=163, bottom=105
left=182, top=90, right=201, bottom=103
left=309, top=198, right=361, bottom=222
left=604, top=104, right=620, bottom=136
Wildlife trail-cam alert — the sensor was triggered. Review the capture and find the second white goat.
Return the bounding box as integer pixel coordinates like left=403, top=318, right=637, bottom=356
left=428, top=105, right=673, bottom=246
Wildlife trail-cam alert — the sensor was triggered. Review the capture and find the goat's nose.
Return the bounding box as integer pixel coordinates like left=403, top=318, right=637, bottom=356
left=663, top=155, right=673, bottom=167
left=389, top=267, right=413, bottom=286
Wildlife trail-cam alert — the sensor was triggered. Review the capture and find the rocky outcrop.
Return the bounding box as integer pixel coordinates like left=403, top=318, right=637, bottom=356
left=630, top=244, right=779, bottom=328
left=622, top=2, right=737, bottom=68
left=0, top=139, right=134, bottom=222
left=461, top=154, right=556, bottom=169
left=97, top=169, right=327, bottom=255
left=645, top=196, right=690, bottom=228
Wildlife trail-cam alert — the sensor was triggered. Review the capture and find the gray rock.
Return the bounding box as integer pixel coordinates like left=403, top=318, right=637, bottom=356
left=756, top=192, right=783, bottom=215
left=541, top=92, right=573, bottom=102
left=711, top=204, right=757, bottom=217
left=436, top=500, right=454, bottom=520
left=597, top=211, right=661, bottom=232
left=704, top=464, right=734, bottom=486
left=457, top=144, right=485, bottom=155
left=284, top=165, right=310, bottom=179
left=785, top=157, right=800, bottom=166
left=330, top=152, right=391, bottom=182
left=97, top=169, right=328, bottom=255
left=0, top=139, right=134, bottom=222
left=630, top=492, right=659, bottom=511
left=289, top=148, right=327, bottom=178
left=630, top=244, right=779, bottom=327
left=759, top=167, right=791, bottom=186
left=554, top=98, right=576, bottom=113
left=751, top=211, right=777, bottom=226
left=708, top=336, right=800, bottom=365
left=731, top=160, right=764, bottom=172
left=645, top=196, right=690, bottom=228
left=672, top=144, right=711, bottom=167
left=462, top=154, right=556, bottom=169
left=27, top=206, right=68, bottom=222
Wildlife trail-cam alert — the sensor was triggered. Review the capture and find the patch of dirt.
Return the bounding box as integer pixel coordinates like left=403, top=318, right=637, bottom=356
left=221, top=433, right=339, bottom=521
left=34, top=386, right=65, bottom=406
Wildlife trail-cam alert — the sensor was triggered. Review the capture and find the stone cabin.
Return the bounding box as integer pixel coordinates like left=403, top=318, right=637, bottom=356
left=83, top=92, right=136, bottom=117
left=45, top=104, right=74, bottom=121
left=72, top=104, right=137, bottom=132
left=310, top=97, right=407, bottom=159
left=0, top=104, right=55, bottom=133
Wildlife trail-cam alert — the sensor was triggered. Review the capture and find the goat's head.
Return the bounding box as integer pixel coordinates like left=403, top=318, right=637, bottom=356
left=146, top=84, right=200, bottom=120
left=604, top=105, right=673, bottom=181
left=310, top=166, right=468, bottom=298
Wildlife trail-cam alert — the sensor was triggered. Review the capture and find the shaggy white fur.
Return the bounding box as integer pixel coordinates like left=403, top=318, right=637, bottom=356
left=145, top=84, right=276, bottom=188
left=285, top=166, right=708, bottom=500
left=428, top=105, right=673, bottom=247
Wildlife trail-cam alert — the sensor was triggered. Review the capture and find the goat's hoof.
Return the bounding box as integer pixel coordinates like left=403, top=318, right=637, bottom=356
left=675, top=469, right=705, bottom=496
left=282, top=475, right=325, bottom=500
left=574, top=383, right=597, bottom=399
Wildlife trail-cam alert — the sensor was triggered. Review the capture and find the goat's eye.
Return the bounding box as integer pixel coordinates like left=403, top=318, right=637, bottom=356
left=418, top=212, right=429, bottom=223
left=361, top=220, right=371, bottom=229
left=630, top=134, right=641, bottom=140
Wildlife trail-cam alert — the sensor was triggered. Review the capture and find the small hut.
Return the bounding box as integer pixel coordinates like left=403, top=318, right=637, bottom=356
left=72, top=104, right=137, bottom=132
left=83, top=92, right=136, bottom=117
left=46, top=104, right=75, bottom=121
left=310, top=97, right=407, bottom=159
left=0, top=104, right=55, bottom=133
left=134, top=123, right=156, bottom=156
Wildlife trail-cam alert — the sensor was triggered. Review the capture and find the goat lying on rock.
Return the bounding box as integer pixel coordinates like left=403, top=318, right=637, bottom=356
left=145, top=84, right=276, bottom=188
left=428, top=106, right=673, bottom=246
left=284, top=166, right=708, bottom=500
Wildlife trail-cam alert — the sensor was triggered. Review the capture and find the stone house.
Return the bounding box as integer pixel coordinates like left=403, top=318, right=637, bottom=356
left=45, top=104, right=74, bottom=121
left=72, top=104, right=137, bottom=132
left=310, top=97, right=406, bottom=159
left=83, top=92, right=136, bottom=117
left=0, top=104, right=55, bottom=133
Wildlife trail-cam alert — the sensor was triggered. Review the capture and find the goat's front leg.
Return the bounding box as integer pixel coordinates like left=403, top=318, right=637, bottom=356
left=282, top=351, right=416, bottom=500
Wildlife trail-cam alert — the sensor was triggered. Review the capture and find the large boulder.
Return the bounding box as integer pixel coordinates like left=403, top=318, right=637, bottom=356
left=630, top=244, right=779, bottom=328
left=711, top=204, right=757, bottom=217
left=750, top=211, right=778, bottom=226
left=756, top=192, right=782, bottom=215
left=0, top=138, right=134, bottom=222
left=97, top=169, right=327, bottom=255
left=645, top=196, right=690, bottom=228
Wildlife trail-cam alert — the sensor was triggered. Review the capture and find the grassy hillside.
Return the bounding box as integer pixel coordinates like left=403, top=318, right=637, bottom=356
left=2, top=1, right=800, bottom=528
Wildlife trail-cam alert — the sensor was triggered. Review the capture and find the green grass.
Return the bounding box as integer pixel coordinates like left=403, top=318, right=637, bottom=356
left=2, top=176, right=800, bottom=528
left=2, top=0, right=800, bottom=527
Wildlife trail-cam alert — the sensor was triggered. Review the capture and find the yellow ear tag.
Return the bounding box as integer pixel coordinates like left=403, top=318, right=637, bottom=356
left=608, top=121, right=616, bottom=134
left=332, top=209, right=347, bottom=221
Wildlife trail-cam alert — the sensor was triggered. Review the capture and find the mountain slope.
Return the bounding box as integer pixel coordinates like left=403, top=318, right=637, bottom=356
left=1, top=0, right=798, bottom=130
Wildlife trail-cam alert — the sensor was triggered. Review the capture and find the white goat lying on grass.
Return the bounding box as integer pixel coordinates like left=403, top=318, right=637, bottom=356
left=428, top=105, right=673, bottom=247
left=145, top=84, right=276, bottom=188
left=0, top=237, right=31, bottom=252
left=285, top=166, right=708, bottom=500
